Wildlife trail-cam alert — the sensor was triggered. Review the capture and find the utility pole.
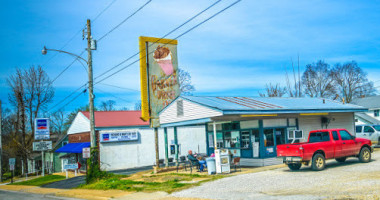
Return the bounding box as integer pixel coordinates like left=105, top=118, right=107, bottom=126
left=0, top=100, right=2, bottom=182
left=86, top=19, right=96, bottom=148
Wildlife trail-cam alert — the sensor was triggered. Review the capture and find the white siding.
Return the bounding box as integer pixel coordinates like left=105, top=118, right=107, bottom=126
left=100, top=128, right=156, bottom=171
left=67, top=112, right=90, bottom=135
left=298, top=112, right=355, bottom=141
left=160, top=98, right=222, bottom=124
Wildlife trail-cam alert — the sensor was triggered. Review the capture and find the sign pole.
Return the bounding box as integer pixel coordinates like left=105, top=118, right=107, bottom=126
left=0, top=100, right=2, bottom=182
left=41, top=150, right=44, bottom=176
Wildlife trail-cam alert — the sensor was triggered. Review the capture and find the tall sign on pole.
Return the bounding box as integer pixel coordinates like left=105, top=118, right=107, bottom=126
left=35, top=118, right=50, bottom=176
left=139, top=36, right=180, bottom=170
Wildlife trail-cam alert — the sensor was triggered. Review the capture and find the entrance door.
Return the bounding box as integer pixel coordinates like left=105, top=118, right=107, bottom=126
left=241, top=131, right=252, bottom=158
left=264, top=129, right=276, bottom=157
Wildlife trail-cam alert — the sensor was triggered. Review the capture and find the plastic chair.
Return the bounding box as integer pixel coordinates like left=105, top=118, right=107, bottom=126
left=176, top=156, right=189, bottom=172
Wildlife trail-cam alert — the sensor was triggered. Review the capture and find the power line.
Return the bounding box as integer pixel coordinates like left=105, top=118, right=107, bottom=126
left=94, top=0, right=241, bottom=85
left=48, top=0, right=240, bottom=113
left=48, top=83, right=88, bottom=112
left=98, top=83, right=140, bottom=92
left=50, top=50, right=86, bottom=84
left=93, top=0, right=222, bottom=81
left=95, top=87, right=132, bottom=103
left=42, top=0, right=117, bottom=67
left=97, top=0, right=153, bottom=42
left=54, top=88, right=88, bottom=112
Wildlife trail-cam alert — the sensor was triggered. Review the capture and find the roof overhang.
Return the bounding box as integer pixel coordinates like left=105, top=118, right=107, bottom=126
left=222, top=108, right=368, bottom=115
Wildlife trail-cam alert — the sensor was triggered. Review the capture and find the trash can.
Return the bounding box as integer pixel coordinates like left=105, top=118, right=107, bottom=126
left=206, top=157, right=216, bottom=175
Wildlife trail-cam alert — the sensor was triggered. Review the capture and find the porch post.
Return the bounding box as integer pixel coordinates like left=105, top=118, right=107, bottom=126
left=174, top=127, right=178, bottom=165
left=259, top=120, right=265, bottom=158
left=213, top=121, right=217, bottom=150
left=164, top=127, right=169, bottom=167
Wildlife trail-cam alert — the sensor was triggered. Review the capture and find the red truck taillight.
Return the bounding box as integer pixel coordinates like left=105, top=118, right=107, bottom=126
left=299, top=146, right=304, bottom=155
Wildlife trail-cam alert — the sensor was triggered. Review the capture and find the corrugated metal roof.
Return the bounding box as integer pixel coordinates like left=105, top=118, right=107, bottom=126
left=181, top=96, right=366, bottom=113
left=351, top=96, right=380, bottom=109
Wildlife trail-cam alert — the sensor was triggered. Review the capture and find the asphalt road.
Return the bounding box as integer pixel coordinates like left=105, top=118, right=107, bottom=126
left=41, top=176, right=86, bottom=189
left=173, top=148, right=380, bottom=200
left=0, top=189, right=81, bottom=200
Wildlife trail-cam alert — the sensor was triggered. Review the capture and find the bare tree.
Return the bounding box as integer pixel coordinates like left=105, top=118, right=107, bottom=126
left=332, top=61, right=376, bottom=103
left=99, top=100, right=116, bottom=111
left=302, top=60, right=336, bottom=98
left=178, top=68, right=195, bottom=95
left=285, top=58, right=302, bottom=97
left=134, top=101, right=142, bottom=110
left=7, top=66, right=54, bottom=174
left=259, top=83, right=287, bottom=97
left=50, top=109, right=67, bottom=135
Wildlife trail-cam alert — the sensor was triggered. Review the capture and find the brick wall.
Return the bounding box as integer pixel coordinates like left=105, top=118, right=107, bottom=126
left=68, top=132, right=90, bottom=143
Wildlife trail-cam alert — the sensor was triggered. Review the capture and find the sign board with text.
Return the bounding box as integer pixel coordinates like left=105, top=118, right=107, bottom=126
left=139, top=36, right=180, bottom=126
left=63, top=163, right=78, bottom=170
left=82, top=147, right=90, bottom=159
left=9, top=158, right=15, bottom=165
left=100, top=131, right=139, bottom=143
left=35, top=118, right=50, bottom=140
left=33, top=141, right=52, bottom=151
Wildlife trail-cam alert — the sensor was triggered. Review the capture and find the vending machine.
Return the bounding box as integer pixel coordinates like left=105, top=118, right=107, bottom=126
left=215, top=149, right=231, bottom=173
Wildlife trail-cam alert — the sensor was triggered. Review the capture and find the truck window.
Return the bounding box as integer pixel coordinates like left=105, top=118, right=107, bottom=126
left=332, top=131, right=339, bottom=140
left=355, top=126, right=362, bottom=133
left=309, top=132, right=330, bottom=143
left=339, top=130, right=353, bottom=140
left=364, top=126, right=375, bottom=133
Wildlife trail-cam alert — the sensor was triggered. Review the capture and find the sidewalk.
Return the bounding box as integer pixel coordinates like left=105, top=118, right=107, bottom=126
left=0, top=164, right=286, bottom=200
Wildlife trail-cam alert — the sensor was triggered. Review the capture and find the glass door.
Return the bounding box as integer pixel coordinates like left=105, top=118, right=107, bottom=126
left=264, top=128, right=276, bottom=157
left=240, top=131, right=252, bottom=158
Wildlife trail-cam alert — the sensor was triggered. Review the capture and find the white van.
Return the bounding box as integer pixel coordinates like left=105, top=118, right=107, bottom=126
left=355, top=125, right=380, bottom=144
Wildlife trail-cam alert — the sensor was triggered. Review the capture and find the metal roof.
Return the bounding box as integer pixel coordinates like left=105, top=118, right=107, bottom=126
left=351, top=96, right=380, bottom=109
left=355, top=113, right=380, bottom=125
left=181, top=96, right=367, bottom=114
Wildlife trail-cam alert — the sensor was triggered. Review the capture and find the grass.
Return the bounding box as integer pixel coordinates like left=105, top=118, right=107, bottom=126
left=10, top=175, right=66, bottom=186
left=79, top=172, right=225, bottom=193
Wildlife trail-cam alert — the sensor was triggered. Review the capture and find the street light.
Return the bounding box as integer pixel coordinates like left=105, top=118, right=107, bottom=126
left=41, top=20, right=96, bottom=151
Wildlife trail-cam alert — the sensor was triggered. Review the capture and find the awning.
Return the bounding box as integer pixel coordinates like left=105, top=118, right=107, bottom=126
left=55, top=142, right=90, bottom=153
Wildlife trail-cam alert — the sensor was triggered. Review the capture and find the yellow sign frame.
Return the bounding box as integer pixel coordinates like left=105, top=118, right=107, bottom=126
left=139, top=36, right=178, bottom=121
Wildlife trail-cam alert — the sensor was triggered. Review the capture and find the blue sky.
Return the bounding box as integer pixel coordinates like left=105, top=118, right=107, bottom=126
left=1, top=0, right=380, bottom=112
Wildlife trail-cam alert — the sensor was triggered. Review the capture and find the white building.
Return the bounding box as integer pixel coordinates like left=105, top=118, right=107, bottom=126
left=159, top=96, right=366, bottom=166
left=351, top=96, right=380, bottom=125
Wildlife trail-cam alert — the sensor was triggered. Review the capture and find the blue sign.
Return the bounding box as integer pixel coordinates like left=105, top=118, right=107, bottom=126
left=35, top=118, right=50, bottom=140
left=102, top=134, right=110, bottom=141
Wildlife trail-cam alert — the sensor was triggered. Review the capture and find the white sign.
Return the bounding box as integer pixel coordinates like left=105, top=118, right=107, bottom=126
left=82, top=147, right=90, bottom=159
left=10, top=165, right=14, bottom=171
left=33, top=141, right=52, bottom=151
left=9, top=158, right=15, bottom=165
left=63, top=163, right=78, bottom=170
left=35, top=118, right=50, bottom=140
left=100, top=131, right=139, bottom=143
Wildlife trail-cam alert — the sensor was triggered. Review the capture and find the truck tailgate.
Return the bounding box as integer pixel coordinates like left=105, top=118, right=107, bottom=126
left=277, top=144, right=304, bottom=157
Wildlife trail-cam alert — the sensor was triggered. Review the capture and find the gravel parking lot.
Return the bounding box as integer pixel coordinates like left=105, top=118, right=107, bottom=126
left=172, top=148, right=380, bottom=200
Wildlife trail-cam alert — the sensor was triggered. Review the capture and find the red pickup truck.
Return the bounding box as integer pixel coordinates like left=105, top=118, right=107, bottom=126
left=277, top=128, right=373, bottom=171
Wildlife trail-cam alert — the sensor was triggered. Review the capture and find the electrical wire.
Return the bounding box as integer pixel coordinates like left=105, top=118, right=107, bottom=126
left=92, top=0, right=118, bottom=23
left=54, top=88, right=88, bottom=112
left=95, top=87, right=132, bottom=103
left=98, top=83, right=140, bottom=92
left=48, top=0, right=240, bottom=113
left=94, top=0, right=241, bottom=85
left=97, top=0, right=153, bottom=42
left=48, top=83, right=88, bottom=112
left=93, top=0, right=222, bottom=81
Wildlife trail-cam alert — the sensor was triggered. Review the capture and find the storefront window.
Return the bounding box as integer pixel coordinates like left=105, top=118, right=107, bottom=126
left=223, top=131, right=240, bottom=148
left=241, top=131, right=250, bottom=148
left=275, top=128, right=286, bottom=145
left=264, top=129, right=275, bottom=147
left=216, top=132, right=223, bottom=148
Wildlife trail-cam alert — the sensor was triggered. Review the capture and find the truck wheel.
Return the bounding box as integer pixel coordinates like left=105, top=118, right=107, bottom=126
left=335, top=157, right=346, bottom=163
left=288, top=163, right=302, bottom=171
left=359, top=147, right=371, bottom=163
left=312, top=153, right=326, bottom=171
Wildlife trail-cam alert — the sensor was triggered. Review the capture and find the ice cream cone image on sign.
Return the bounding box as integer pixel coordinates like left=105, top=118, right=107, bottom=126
left=153, top=46, right=174, bottom=76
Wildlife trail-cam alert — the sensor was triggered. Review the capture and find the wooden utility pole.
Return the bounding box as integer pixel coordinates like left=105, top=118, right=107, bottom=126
left=0, top=100, right=2, bottom=182
left=154, top=128, right=159, bottom=169
left=86, top=19, right=96, bottom=149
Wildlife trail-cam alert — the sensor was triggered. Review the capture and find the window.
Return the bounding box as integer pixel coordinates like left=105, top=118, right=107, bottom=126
left=364, top=126, right=375, bottom=133
left=176, top=100, right=184, bottom=117
left=374, top=125, right=380, bottom=131
left=223, top=131, right=240, bottom=148
left=374, top=110, right=379, bottom=117
left=309, top=132, right=330, bottom=143
left=241, top=131, right=250, bottom=148
left=339, top=130, right=353, bottom=140
left=356, top=126, right=362, bottom=133
left=332, top=131, right=339, bottom=141
left=264, top=129, right=275, bottom=147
